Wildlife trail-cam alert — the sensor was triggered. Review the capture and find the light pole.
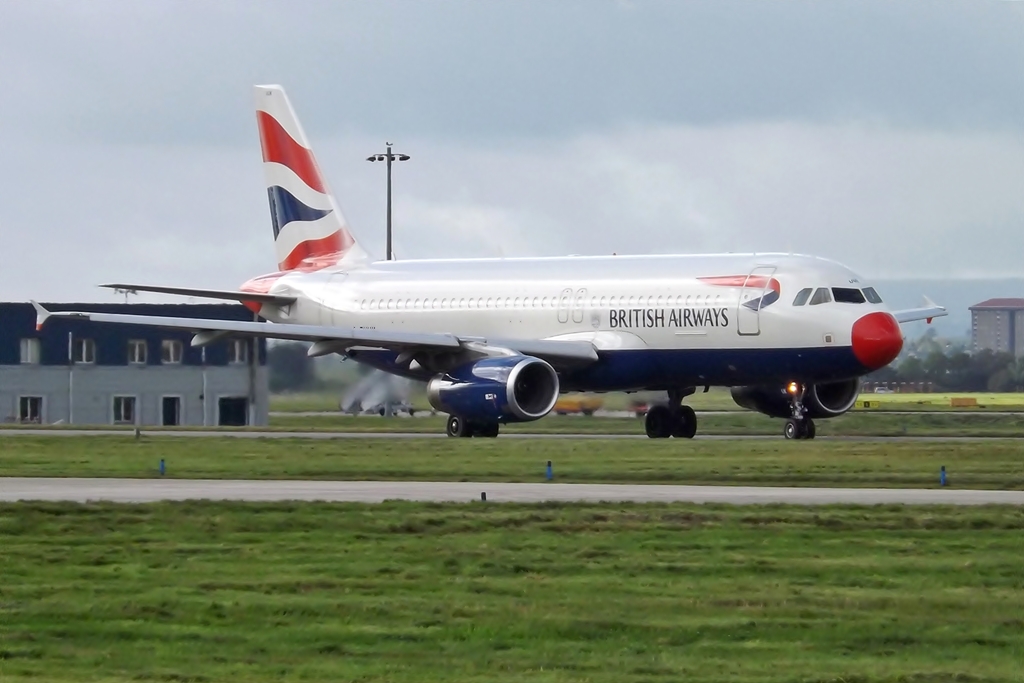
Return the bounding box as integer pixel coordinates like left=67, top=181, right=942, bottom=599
left=366, top=143, right=410, bottom=261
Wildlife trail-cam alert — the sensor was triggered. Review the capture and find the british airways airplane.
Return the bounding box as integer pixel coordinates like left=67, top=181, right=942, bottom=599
left=33, top=85, right=946, bottom=440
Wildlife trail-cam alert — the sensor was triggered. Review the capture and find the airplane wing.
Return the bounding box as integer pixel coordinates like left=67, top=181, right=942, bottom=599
left=891, top=297, right=947, bottom=324
left=31, top=303, right=599, bottom=367
left=100, top=283, right=296, bottom=307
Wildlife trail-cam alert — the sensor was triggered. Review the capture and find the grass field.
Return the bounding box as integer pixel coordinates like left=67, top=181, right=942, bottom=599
left=2, top=501, right=1024, bottom=682
left=3, top=435, right=1024, bottom=489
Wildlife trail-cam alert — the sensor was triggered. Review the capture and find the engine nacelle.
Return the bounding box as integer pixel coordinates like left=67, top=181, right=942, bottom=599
left=427, top=355, right=559, bottom=423
left=731, top=378, right=860, bottom=419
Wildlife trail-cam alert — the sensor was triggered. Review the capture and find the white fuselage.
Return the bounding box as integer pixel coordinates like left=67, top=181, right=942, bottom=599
left=248, top=252, right=890, bottom=391
left=258, top=253, right=878, bottom=347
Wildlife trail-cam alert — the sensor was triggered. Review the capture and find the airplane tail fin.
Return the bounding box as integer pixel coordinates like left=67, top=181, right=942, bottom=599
left=254, top=85, right=368, bottom=271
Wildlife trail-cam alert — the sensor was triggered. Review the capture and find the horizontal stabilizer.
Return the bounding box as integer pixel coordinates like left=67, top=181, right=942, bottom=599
left=100, top=283, right=296, bottom=307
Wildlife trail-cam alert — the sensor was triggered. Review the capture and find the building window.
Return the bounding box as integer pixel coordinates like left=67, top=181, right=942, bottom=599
left=128, top=340, right=147, bottom=365
left=161, top=340, right=183, bottom=364
left=20, top=338, right=40, bottom=364
left=73, top=338, right=96, bottom=364
left=19, top=396, right=42, bottom=423
left=228, top=339, right=249, bottom=364
left=113, top=396, right=136, bottom=425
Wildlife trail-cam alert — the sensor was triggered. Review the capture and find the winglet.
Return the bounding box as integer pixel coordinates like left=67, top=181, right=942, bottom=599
left=924, top=296, right=941, bottom=324
left=30, top=301, right=50, bottom=331
left=891, top=296, right=947, bottom=325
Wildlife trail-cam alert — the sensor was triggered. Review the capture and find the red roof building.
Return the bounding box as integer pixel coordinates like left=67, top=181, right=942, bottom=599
left=970, top=299, right=1024, bottom=357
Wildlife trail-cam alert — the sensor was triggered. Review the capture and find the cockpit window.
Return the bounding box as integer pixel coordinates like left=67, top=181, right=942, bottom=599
left=809, top=287, right=832, bottom=305
left=792, top=288, right=813, bottom=306
left=862, top=287, right=883, bottom=304
left=832, top=287, right=866, bottom=304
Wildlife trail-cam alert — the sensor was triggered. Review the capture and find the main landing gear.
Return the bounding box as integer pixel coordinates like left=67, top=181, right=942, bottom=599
left=645, top=388, right=698, bottom=439
left=446, top=414, right=499, bottom=438
left=784, top=382, right=816, bottom=440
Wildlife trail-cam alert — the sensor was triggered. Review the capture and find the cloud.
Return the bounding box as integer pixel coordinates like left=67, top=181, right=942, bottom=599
left=1, top=1, right=1022, bottom=304
left=349, top=122, right=1024, bottom=281
left=1, top=1, right=1022, bottom=146
left=4, top=117, right=1020, bottom=302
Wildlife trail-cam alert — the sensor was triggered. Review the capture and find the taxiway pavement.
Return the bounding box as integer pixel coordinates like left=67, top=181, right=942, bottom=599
left=2, top=478, right=1022, bottom=505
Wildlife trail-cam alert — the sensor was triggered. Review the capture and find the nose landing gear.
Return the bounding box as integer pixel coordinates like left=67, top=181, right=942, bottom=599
left=783, top=382, right=816, bottom=440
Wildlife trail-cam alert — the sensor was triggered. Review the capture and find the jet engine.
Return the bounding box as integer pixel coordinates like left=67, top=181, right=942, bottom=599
left=427, top=355, right=559, bottom=423
left=730, top=378, right=860, bottom=418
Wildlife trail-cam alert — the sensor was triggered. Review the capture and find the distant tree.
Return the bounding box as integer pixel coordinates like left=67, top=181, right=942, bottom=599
left=922, top=350, right=951, bottom=386
left=908, top=328, right=942, bottom=358
left=972, top=350, right=1015, bottom=390
left=1006, top=358, right=1024, bottom=392
left=268, top=342, right=317, bottom=392
left=897, top=356, right=925, bottom=382
left=867, top=363, right=899, bottom=383
left=884, top=345, right=1017, bottom=392
left=988, top=368, right=1013, bottom=393
left=944, top=351, right=975, bottom=391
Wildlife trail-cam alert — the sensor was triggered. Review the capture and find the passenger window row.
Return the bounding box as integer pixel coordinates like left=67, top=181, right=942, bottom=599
left=360, top=293, right=727, bottom=311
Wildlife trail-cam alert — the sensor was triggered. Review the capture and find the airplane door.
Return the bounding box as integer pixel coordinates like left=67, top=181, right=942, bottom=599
left=571, top=288, right=588, bottom=323
left=557, top=288, right=572, bottom=323
left=326, top=273, right=348, bottom=325
left=736, top=266, right=776, bottom=336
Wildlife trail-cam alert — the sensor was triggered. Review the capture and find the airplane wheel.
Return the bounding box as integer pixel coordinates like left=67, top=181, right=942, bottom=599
left=645, top=405, right=673, bottom=438
left=671, top=405, right=697, bottom=439
left=784, top=419, right=815, bottom=440
left=446, top=415, right=470, bottom=438
left=477, top=422, right=500, bottom=438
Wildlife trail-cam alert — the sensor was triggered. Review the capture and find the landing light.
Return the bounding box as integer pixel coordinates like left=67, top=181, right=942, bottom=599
left=787, top=382, right=799, bottom=394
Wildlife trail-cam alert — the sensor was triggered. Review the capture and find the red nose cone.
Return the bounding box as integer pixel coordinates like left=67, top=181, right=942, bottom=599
left=852, top=312, right=903, bottom=370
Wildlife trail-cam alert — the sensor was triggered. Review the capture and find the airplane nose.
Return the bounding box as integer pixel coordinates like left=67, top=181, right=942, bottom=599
left=851, top=312, right=903, bottom=370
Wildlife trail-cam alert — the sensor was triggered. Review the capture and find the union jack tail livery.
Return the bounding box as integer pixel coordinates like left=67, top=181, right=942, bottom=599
left=254, top=85, right=367, bottom=271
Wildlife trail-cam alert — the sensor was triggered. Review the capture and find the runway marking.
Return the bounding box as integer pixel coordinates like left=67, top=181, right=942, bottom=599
left=2, top=478, right=1023, bottom=506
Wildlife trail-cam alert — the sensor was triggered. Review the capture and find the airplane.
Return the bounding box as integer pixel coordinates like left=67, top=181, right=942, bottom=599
left=32, top=84, right=947, bottom=440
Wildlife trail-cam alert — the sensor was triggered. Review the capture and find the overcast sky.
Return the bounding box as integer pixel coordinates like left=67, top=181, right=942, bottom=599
left=2, top=0, right=1023, bottom=303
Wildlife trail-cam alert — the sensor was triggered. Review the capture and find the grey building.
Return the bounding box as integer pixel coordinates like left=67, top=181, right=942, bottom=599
left=0, top=302, right=268, bottom=426
left=970, top=298, right=1024, bottom=357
